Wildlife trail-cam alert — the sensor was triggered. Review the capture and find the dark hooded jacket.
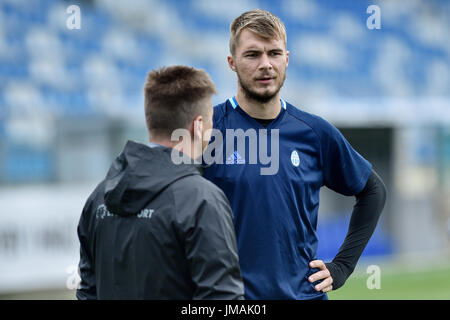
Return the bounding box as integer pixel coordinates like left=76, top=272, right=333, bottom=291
left=76, top=140, right=244, bottom=300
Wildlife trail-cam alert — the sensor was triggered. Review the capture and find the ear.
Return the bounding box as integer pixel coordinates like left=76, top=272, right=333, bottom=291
left=286, top=50, right=290, bottom=68
left=227, top=55, right=236, bottom=72
left=192, top=115, right=203, bottom=141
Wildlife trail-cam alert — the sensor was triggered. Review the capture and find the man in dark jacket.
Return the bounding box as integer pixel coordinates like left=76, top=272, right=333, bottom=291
left=76, top=66, right=244, bottom=300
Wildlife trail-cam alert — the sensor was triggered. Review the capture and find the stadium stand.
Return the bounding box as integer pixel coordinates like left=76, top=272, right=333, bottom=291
left=0, top=0, right=449, bottom=259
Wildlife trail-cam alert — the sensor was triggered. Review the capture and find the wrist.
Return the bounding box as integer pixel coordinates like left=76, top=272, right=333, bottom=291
left=325, top=261, right=348, bottom=290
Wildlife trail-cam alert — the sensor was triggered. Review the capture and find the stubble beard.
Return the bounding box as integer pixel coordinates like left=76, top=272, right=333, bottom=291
left=237, top=69, right=287, bottom=104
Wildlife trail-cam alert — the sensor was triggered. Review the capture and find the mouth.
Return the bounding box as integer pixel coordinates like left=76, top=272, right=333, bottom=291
left=255, top=77, right=274, bottom=84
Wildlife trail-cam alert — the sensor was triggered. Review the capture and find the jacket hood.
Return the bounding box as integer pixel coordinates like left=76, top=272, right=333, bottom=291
left=103, top=140, right=201, bottom=217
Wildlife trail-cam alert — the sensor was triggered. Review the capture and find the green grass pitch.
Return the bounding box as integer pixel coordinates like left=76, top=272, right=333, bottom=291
left=328, top=264, right=450, bottom=300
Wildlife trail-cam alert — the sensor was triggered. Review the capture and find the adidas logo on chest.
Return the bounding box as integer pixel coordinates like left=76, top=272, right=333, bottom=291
left=226, top=151, right=245, bottom=165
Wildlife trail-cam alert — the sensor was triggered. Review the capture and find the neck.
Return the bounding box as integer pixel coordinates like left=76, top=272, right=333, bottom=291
left=235, top=88, right=281, bottom=119
left=149, top=137, right=200, bottom=161
left=149, top=137, right=177, bottom=149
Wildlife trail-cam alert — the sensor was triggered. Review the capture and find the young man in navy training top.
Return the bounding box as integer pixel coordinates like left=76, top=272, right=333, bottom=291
left=203, top=9, right=387, bottom=300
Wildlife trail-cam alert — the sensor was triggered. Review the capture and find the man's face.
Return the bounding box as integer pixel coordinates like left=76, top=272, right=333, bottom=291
left=229, top=28, right=289, bottom=103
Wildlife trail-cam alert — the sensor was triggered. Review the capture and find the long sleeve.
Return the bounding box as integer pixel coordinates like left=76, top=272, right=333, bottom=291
left=326, top=169, right=387, bottom=290
left=76, top=205, right=97, bottom=300
left=183, top=193, right=245, bottom=300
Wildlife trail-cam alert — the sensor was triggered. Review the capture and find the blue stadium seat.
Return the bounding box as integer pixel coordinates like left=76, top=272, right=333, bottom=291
left=0, top=0, right=449, bottom=185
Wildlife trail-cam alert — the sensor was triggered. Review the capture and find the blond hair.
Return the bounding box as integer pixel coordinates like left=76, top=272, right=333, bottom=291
left=229, top=9, right=287, bottom=56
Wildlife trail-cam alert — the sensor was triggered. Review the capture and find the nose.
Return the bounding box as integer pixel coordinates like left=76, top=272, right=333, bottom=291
left=258, top=53, right=272, bottom=70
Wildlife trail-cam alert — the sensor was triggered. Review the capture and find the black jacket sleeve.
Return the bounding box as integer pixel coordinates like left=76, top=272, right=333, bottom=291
left=76, top=202, right=97, bottom=300
left=182, top=189, right=245, bottom=300
left=325, top=169, right=387, bottom=290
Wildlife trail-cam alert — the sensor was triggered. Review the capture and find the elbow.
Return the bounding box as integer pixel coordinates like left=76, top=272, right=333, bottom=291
left=373, top=170, right=387, bottom=213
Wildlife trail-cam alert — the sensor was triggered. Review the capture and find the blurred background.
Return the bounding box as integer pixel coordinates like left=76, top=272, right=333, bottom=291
left=0, top=0, right=449, bottom=299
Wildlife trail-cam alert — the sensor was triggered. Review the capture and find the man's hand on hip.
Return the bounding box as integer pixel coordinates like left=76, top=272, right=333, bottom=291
left=309, top=260, right=333, bottom=293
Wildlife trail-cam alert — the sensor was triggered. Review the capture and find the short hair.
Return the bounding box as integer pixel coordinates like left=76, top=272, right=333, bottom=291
left=144, top=65, right=217, bottom=138
left=229, top=9, right=287, bottom=56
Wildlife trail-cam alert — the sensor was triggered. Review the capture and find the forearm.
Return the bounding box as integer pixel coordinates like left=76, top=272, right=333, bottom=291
left=326, top=169, right=387, bottom=290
